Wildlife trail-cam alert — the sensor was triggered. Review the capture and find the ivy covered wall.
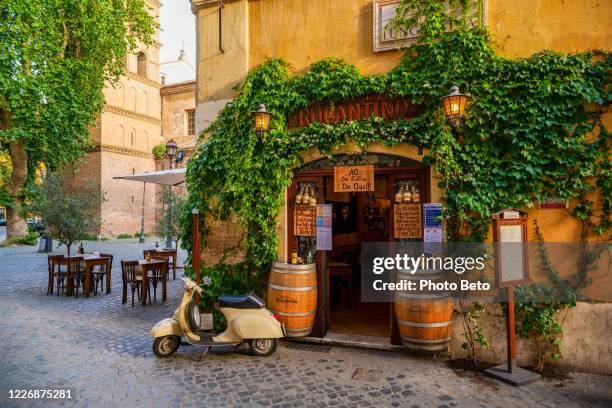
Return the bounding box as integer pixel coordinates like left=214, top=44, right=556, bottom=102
left=183, top=1, right=611, bottom=337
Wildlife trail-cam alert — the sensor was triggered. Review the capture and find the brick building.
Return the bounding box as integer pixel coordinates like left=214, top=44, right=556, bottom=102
left=68, top=0, right=195, bottom=238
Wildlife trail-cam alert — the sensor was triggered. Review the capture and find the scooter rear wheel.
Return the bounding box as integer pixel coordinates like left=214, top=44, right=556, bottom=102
left=153, top=335, right=180, bottom=358
left=248, top=338, right=279, bottom=357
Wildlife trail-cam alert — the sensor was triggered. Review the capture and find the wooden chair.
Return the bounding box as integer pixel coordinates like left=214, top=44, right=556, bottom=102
left=47, top=255, right=67, bottom=295
left=148, top=259, right=168, bottom=302
left=121, top=260, right=142, bottom=306
left=68, top=256, right=85, bottom=298
left=93, top=253, right=114, bottom=295
left=144, top=249, right=176, bottom=280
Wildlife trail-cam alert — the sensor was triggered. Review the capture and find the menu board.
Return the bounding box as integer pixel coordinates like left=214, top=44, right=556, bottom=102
left=334, top=165, right=375, bottom=192
left=499, top=224, right=526, bottom=285
left=294, top=204, right=316, bottom=236
left=394, top=203, right=422, bottom=239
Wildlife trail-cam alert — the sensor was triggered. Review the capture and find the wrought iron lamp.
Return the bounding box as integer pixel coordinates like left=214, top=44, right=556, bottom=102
left=165, top=139, right=178, bottom=169
left=252, top=103, right=272, bottom=134
left=441, top=86, right=470, bottom=126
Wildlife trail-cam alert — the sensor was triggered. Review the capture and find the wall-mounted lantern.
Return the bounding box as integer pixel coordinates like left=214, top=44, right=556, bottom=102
left=441, top=85, right=470, bottom=126
left=252, top=103, right=272, bottom=134
left=165, top=139, right=178, bottom=169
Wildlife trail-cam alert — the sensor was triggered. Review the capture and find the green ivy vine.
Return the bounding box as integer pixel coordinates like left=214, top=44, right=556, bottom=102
left=182, top=0, right=611, bottom=334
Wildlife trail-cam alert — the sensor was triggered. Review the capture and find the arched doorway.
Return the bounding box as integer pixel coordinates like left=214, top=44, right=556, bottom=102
left=286, top=152, right=431, bottom=344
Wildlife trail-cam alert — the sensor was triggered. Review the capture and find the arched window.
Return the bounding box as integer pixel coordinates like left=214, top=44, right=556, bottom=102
left=137, top=52, right=147, bottom=77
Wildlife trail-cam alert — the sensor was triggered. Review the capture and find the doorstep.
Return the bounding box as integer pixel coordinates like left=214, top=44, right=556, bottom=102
left=286, top=330, right=405, bottom=352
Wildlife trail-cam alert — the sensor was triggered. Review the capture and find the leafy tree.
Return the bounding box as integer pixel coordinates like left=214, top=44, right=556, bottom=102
left=0, top=0, right=155, bottom=239
left=28, top=172, right=105, bottom=256
left=155, top=187, right=185, bottom=249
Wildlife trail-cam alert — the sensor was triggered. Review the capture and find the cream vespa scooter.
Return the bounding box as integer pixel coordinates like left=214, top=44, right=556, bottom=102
left=150, top=277, right=285, bottom=359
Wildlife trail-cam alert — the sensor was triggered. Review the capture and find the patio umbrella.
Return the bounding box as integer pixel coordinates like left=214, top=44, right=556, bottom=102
left=114, top=168, right=186, bottom=186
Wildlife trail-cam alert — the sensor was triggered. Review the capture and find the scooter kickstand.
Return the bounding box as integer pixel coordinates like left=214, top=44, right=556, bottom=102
left=195, top=346, right=211, bottom=362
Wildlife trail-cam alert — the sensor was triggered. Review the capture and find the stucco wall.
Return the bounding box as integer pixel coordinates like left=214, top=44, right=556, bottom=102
left=450, top=302, right=612, bottom=375
left=161, top=84, right=196, bottom=138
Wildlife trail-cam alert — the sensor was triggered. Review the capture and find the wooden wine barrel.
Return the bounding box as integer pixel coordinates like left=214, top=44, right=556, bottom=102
left=267, top=262, right=317, bottom=337
left=394, top=269, right=453, bottom=352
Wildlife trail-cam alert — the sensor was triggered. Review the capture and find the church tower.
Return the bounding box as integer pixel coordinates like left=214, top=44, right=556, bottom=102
left=76, top=0, right=163, bottom=237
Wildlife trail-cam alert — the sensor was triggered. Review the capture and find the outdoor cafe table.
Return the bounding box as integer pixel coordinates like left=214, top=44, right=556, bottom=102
left=66, top=254, right=111, bottom=297
left=82, top=254, right=112, bottom=297
left=139, top=259, right=167, bottom=306
left=147, top=248, right=177, bottom=280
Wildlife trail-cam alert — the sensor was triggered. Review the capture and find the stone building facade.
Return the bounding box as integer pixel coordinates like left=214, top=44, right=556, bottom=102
left=68, top=0, right=196, bottom=238
left=189, top=0, right=612, bottom=373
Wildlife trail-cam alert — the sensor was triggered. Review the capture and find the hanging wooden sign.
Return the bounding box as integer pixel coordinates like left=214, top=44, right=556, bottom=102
left=294, top=204, right=316, bottom=236
left=334, top=165, right=375, bottom=192
left=394, top=203, right=422, bottom=239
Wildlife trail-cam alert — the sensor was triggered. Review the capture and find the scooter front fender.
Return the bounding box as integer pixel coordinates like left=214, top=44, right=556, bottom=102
left=150, top=318, right=182, bottom=338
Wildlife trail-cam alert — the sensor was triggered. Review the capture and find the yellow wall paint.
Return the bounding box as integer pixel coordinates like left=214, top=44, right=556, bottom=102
left=194, top=0, right=611, bottom=243
left=489, top=0, right=612, bottom=57
left=247, top=0, right=401, bottom=74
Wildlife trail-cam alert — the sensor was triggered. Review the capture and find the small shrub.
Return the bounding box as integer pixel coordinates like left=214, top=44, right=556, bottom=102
left=152, top=144, right=166, bottom=160
left=13, top=230, right=39, bottom=246
left=117, top=233, right=132, bottom=239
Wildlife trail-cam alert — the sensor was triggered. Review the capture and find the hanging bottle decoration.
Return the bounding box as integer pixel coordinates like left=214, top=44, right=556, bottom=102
left=412, top=185, right=421, bottom=203
left=403, top=185, right=412, bottom=203
left=395, top=187, right=403, bottom=203
left=295, top=185, right=303, bottom=204
left=309, top=185, right=317, bottom=207
left=302, top=185, right=310, bottom=204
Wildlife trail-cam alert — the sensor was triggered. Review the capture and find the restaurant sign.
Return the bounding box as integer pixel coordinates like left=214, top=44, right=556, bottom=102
left=334, top=165, right=375, bottom=192
left=288, top=94, right=420, bottom=129
left=373, top=0, right=485, bottom=52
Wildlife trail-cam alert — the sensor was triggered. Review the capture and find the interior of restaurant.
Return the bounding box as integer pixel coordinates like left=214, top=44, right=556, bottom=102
left=292, top=154, right=427, bottom=340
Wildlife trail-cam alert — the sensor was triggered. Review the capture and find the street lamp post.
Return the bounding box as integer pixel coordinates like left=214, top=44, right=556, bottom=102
left=164, top=139, right=178, bottom=248
left=165, top=139, right=178, bottom=169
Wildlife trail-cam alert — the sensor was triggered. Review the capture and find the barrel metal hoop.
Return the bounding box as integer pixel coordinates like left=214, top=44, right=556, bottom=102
left=400, top=335, right=452, bottom=344
left=269, top=310, right=315, bottom=317
left=269, top=284, right=317, bottom=292
left=397, top=319, right=453, bottom=328
left=272, top=269, right=317, bottom=275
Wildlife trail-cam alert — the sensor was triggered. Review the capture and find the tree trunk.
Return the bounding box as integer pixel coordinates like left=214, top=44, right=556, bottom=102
left=6, top=140, right=28, bottom=239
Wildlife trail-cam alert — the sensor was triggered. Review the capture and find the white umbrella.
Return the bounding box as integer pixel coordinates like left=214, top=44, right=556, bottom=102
left=114, top=168, right=186, bottom=186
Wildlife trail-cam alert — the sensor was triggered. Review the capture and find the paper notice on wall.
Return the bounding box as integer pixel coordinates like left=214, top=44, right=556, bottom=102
left=316, top=204, right=332, bottom=251
left=423, top=203, right=442, bottom=243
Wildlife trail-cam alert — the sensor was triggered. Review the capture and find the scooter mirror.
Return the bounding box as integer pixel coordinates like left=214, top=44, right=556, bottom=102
left=203, top=276, right=212, bottom=286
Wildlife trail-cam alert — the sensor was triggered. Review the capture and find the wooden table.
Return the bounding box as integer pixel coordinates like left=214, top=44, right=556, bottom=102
left=139, top=259, right=167, bottom=305
left=327, top=261, right=353, bottom=310
left=82, top=254, right=112, bottom=298
left=146, top=248, right=177, bottom=280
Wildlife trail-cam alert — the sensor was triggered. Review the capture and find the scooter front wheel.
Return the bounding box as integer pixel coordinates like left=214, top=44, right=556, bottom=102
left=153, top=335, right=180, bottom=358
left=248, top=338, right=279, bottom=357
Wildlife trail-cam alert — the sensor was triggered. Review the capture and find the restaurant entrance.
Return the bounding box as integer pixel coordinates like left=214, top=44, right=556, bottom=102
left=287, top=154, right=429, bottom=343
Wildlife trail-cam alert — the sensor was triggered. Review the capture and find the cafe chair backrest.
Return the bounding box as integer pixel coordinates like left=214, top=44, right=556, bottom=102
left=67, top=256, right=84, bottom=274
left=121, top=260, right=140, bottom=282
left=48, top=255, right=65, bottom=272
left=99, top=253, right=114, bottom=271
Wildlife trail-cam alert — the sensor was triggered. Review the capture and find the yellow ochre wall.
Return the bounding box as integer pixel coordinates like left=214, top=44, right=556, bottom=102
left=192, top=0, right=612, bottom=243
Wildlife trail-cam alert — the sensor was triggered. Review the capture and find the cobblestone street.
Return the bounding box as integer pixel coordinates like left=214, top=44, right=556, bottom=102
left=0, top=240, right=611, bottom=408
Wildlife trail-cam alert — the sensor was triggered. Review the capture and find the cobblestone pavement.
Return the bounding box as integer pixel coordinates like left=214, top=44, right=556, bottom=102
left=1, top=240, right=611, bottom=408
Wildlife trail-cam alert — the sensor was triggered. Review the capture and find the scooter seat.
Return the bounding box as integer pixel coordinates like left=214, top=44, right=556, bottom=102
left=218, top=292, right=265, bottom=309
